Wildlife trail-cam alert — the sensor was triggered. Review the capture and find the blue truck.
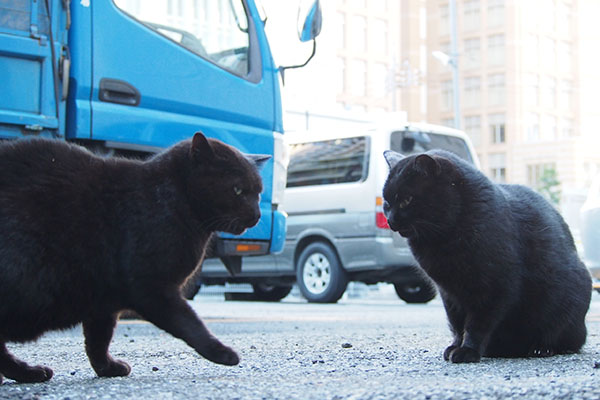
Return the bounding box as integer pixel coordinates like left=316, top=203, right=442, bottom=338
left=0, top=0, right=321, bottom=297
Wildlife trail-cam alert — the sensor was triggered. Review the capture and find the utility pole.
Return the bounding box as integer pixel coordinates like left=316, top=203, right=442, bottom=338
left=449, top=0, right=460, bottom=129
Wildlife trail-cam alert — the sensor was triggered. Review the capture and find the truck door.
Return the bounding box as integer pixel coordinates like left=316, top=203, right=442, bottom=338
left=86, top=0, right=278, bottom=242
left=0, top=0, right=68, bottom=138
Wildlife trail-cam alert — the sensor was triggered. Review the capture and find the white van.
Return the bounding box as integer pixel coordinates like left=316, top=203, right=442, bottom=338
left=198, top=122, right=479, bottom=303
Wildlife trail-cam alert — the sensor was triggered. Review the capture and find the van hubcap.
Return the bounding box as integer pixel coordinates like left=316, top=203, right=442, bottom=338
left=303, top=253, right=331, bottom=295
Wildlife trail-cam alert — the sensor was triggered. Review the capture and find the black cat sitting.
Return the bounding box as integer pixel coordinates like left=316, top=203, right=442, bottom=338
left=383, top=149, right=591, bottom=363
left=0, top=132, right=269, bottom=383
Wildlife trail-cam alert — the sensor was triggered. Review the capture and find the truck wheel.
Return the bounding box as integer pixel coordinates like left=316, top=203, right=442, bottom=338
left=251, top=284, right=293, bottom=302
left=296, top=242, right=348, bottom=303
left=394, top=280, right=437, bottom=303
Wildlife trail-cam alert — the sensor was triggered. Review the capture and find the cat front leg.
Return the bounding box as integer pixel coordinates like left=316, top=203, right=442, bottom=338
left=0, top=343, right=53, bottom=383
left=440, top=293, right=466, bottom=361
left=447, top=313, right=500, bottom=363
left=82, top=314, right=131, bottom=377
left=134, top=288, right=239, bottom=366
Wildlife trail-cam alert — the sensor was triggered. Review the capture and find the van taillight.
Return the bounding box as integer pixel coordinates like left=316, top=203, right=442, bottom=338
left=375, top=197, right=389, bottom=229
left=376, top=212, right=390, bottom=229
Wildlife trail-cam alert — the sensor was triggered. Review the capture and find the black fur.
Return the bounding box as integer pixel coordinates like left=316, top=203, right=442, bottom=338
left=0, top=132, right=269, bottom=383
left=383, top=149, right=591, bottom=363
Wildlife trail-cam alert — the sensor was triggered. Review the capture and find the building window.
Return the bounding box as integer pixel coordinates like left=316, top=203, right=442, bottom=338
left=488, top=34, right=505, bottom=66
left=559, top=80, right=573, bottom=111
left=372, top=19, right=388, bottom=55
left=557, top=2, right=572, bottom=37
left=541, top=38, right=556, bottom=67
left=489, top=113, right=506, bottom=144
left=440, top=4, right=449, bottom=36
left=351, top=59, right=367, bottom=97
left=372, top=62, right=388, bottom=98
left=557, top=41, right=573, bottom=73
left=464, top=38, right=480, bottom=69
left=525, top=74, right=539, bottom=107
left=372, top=0, right=388, bottom=14
left=525, top=34, right=539, bottom=69
left=441, top=80, right=453, bottom=112
left=351, top=16, right=366, bottom=52
left=527, top=112, right=540, bottom=141
left=463, top=0, right=480, bottom=31
left=488, top=0, right=505, bottom=27
left=489, top=153, right=506, bottom=183
left=542, top=76, right=556, bottom=109
left=464, top=76, right=481, bottom=108
left=488, top=74, right=505, bottom=106
left=541, top=1, right=556, bottom=33
left=560, top=118, right=575, bottom=138
left=541, top=114, right=557, bottom=141
left=465, top=115, right=482, bottom=146
left=527, top=163, right=557, bottom=190
left=442, top=118, right=455, bottom=128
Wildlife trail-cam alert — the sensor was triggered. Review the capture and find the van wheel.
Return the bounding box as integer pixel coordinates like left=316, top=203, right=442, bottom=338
left=394, top=280, right=437, bottom=303
left=296, top=242, right=348, bottom=303
left=251, top=284, right=293, bottom=302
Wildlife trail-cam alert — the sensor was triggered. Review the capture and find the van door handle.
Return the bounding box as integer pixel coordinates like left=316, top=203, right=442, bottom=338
left=99, top=78, right=141, bottom=106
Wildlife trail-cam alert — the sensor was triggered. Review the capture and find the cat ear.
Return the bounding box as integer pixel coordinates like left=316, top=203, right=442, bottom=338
left=246, top=154, right=271, bottom=171
left=190, top=131, right=215, bottom=162
left=414, top=154, right=441, bottom=177
left=383, top=150, right=404, bottom=169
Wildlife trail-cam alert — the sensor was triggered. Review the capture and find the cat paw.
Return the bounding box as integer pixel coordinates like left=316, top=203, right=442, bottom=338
left=200, top=340, right=240, bottom=366
left=94, top=359, right=131, bottom=377
left=449, top=346, right=481, bottom=363
left=10, top=365, right=53, bottom=383
left=443, top=345, right=459, bottom=361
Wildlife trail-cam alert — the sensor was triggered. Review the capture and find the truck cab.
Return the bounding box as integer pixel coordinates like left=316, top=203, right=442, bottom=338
left=0, top=0, right=322, bottom=279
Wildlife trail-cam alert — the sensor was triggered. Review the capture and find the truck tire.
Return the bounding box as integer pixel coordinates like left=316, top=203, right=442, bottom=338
left=394, top=280, right=437, bottom=303
left=296, top=242, right=348, bottom=303
left=251, top=284, right=293, bottom=302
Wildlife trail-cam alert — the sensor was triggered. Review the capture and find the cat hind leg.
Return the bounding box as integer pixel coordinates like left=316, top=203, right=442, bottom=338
left=0, top=343, right=53, bottom=383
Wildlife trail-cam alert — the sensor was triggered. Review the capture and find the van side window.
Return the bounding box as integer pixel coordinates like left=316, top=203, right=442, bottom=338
left=114, top=0, right=250, bottom=77
left=390, top=131, right=473, bottom=163
left=287, top=137, right=370, bottom=187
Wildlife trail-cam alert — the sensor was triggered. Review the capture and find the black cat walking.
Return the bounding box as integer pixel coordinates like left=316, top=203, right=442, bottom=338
left=0, top=132, right=269, bottom=383
left=383, top=149, right=591, bottom=363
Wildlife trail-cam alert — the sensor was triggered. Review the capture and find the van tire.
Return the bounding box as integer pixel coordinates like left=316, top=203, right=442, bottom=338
left=296, top=242, right=348, bottom=303
left=394, top=280, right=437, bottom=303
left=251, top=284, right=293, bottom=302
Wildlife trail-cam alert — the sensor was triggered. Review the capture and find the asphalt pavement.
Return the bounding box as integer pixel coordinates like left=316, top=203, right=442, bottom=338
left=2, top=287, right=600, bottom=399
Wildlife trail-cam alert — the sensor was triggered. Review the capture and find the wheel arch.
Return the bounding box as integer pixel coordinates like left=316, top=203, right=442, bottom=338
left=293, top=232, right=343, bottom=273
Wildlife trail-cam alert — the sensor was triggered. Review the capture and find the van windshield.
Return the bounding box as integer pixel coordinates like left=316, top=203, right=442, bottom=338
left=390, top=130, right=473, bottom=163
left=286, top=136, right=369, bottom=187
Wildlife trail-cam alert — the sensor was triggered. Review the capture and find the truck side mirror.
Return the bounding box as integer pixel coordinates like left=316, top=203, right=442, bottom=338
left=298, top=0, right=322, bottom=42
left=280, top=0, right=322, bottom=83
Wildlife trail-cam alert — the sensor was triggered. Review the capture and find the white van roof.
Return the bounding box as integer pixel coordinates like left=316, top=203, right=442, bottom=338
left=285, top=121, right=471, bottom=144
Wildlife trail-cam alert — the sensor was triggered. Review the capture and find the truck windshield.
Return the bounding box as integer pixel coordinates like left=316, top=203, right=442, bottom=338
left=113, top=0, right=250, bottom=77
left=390, top=130, right=473, bottom=164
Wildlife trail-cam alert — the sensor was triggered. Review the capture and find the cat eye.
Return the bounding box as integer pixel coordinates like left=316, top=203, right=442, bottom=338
left=397, top=195, right=413, bottom=209
left=233, top=186, right=243, bottom=196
